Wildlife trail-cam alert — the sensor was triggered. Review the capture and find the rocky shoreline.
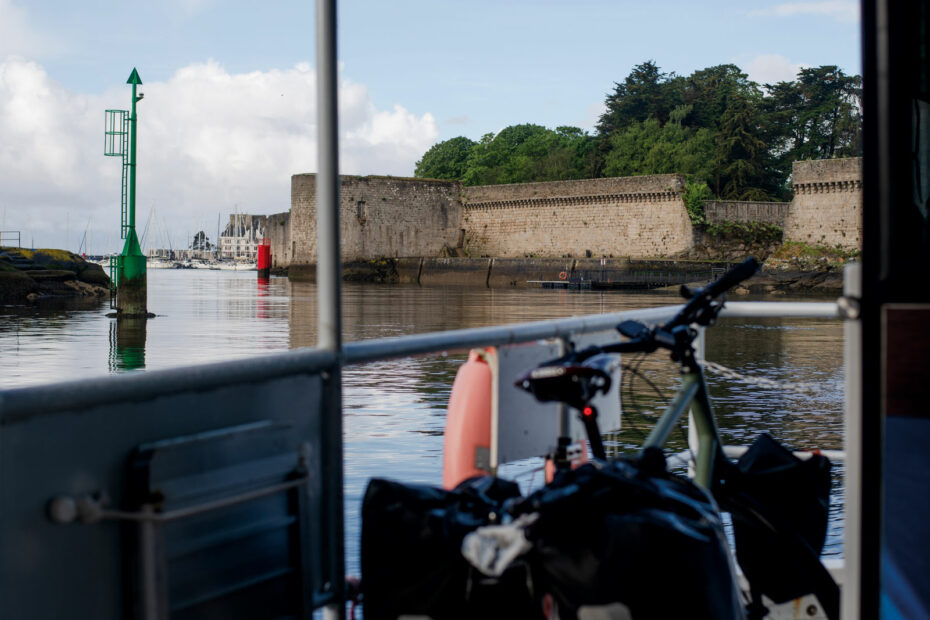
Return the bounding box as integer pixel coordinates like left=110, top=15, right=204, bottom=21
left=0, top=249, right=111, bottom=304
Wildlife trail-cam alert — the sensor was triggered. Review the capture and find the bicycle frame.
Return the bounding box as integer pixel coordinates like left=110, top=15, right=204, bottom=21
left=642, top=364, right=724, bottom=490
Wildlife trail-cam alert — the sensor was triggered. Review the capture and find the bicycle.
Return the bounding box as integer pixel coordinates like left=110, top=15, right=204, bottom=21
left=361, top=258, right=837, bottom=620
left=515, top=256, right=839, bottom=620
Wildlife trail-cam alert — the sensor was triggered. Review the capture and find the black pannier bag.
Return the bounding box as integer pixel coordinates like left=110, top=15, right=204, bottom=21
left=721, top=432, right=839, bottom=620
left=361, top=475, right=541, bottom=620
left=508, top=449, right=745, bottom=620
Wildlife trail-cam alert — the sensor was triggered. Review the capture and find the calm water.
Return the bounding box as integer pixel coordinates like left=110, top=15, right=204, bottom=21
left=0, top=269, right=845, bottom=571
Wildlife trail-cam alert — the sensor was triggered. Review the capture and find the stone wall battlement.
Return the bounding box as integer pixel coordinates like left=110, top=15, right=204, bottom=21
left=465, top=191, right=682, bottom=211
left=792, top=180, right=863, bottom=194
left=462, top=174, right=685, bottom=203
left=784, top=157, right=862, bottom=249
left=792, top=157, right=861, bottom=185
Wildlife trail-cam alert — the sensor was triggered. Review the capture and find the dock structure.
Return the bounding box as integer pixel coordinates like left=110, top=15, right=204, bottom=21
left=104, top=68, right=147, bottom=317
left=530, top=268, right=723, bottom=291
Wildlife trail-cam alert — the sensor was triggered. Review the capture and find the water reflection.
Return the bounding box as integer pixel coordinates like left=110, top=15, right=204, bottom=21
left=257, top=277, right=270, bottom=319
left=108, top=317, right=147, bottom=371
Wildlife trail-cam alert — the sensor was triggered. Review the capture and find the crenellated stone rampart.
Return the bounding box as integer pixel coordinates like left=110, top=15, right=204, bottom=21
left=461, top=175, right=692, bottom=258
left=273, top=158, right=863, bottom=274
left=784, top=157, right=862, bottom=249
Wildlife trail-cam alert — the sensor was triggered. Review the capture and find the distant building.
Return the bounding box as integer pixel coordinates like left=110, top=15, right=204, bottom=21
left=146, top=248, right=172, bottom=259
left=220, top=214, right=267, bottom=260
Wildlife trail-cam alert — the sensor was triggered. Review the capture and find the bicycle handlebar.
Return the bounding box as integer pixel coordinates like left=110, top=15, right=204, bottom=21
left=703, top=256, right=760, bottom=300
left=570, top=257, right=760, bottom=362
left=665, top=256, right=759, bottom=330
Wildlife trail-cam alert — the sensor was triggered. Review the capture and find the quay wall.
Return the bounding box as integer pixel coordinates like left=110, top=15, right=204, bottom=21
left=785, top=158, right=862, bottom=250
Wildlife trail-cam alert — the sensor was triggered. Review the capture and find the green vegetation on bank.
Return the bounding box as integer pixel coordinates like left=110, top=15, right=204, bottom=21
left=706, top=220, right=784, bottom=245
left=415, top=61, right=862, bottom=202
left=770, top=241, right=860, bottom=262
left=0, top=248, right=110, bottom=303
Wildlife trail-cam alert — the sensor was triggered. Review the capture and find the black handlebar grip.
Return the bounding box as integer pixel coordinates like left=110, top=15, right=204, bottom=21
left=704, top=257, right=759, bottom=298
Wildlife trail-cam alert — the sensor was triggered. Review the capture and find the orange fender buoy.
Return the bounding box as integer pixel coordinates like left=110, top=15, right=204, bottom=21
left=559, top=271, right=568, bottom=280
left=442, top=349, right=493, bottom=489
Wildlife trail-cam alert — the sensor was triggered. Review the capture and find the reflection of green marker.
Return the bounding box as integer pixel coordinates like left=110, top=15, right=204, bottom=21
left=104, top=68, right=147, bottom=317
left=108, top=317, right=147, bottom=372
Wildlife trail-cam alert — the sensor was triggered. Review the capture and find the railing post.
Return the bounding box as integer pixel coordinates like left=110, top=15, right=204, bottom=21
left=842, top=263, right=862, bottom=619
left=316, top=0, right=345, bottom=617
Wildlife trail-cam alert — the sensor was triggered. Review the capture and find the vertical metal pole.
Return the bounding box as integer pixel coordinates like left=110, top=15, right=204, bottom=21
left=842, top=263, right=862, bottom=619
left=129, top=82, right=138, bottom=231
left=317, top=0, right=342, bottom=353
left=139, top=505, right=166, bottom=620
left=316, top=0, right=345, bottom=618
left=557, top=337, right=571, bottom=438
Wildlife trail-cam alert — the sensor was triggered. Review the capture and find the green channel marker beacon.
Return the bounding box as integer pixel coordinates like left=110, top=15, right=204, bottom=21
left=104, top=68, right=147, bottom=317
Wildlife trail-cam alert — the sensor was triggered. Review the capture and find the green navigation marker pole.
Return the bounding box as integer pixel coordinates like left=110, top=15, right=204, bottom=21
left=104, top=68, right=147, bottom=317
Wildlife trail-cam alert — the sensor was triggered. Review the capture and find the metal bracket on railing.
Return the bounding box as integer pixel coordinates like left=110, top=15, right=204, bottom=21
left=837, top=295, right=861, bottom=320
left=47, top=475, right=309, bottom=525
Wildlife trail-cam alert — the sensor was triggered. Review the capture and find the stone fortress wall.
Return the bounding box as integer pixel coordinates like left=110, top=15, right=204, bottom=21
left=461, top=175, right=693, bottom=258
left=704, top=200, right=791, bottom=225
left=288, top=174, right=463, bottom=264
left=784, top=158, right=862, bottom=250
left=270, top=157, right=862, bottom=268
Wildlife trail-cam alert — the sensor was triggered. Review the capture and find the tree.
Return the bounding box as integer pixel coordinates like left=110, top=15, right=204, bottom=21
left=596, top=61, right=683, bottom=137
left=715, top=96, right=772, bottom=200
left=764, top=66, right=862, bottom=162
left=414, top=136, right=476, bottom=180
left=683, top=64, right=761, bottom=131
left=412, top=61, right=863, bottom=199
left=191, top=231, right=212, bottom=251
left=460, top=124, right=598, bottom=185
left=602, top=116, right=715, bottom=184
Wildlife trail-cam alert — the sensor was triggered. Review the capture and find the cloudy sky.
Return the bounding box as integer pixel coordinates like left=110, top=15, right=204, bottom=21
left=0, top=0, right=860, bottom=253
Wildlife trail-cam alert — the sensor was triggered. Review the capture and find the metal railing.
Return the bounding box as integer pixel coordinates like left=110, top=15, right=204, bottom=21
left=342, top=301, right=842, bottom=365
left=0, top=230, right=21, bottom=248
left=0, top=299, right=846, bottom=618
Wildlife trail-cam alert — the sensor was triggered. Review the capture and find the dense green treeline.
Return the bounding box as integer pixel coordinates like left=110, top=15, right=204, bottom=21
left=414, top=61, right=862, bottom=201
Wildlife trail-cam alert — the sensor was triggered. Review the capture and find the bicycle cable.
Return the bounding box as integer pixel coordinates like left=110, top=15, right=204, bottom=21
left=622, top=359, right=695, bottom=466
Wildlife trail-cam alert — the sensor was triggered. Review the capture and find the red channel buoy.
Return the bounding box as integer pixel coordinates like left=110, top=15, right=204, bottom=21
left=257, top=237, right=271, bottom=278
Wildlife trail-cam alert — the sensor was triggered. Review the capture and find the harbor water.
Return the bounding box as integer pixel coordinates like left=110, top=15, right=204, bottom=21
left=0, top=269, right=845, bottom=575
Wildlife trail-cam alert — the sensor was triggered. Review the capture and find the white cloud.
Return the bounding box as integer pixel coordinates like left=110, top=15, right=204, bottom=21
left=743, top=54, right=806, bottom=85
left=0, top=0, right=57, bottom=58
left=752, top=1, right=859, bottom=24
left=0, top=57, right=438, bottom=252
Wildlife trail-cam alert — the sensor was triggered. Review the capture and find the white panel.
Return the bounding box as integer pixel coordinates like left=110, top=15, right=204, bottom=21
left=493, top=329, right=623, bottom=467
